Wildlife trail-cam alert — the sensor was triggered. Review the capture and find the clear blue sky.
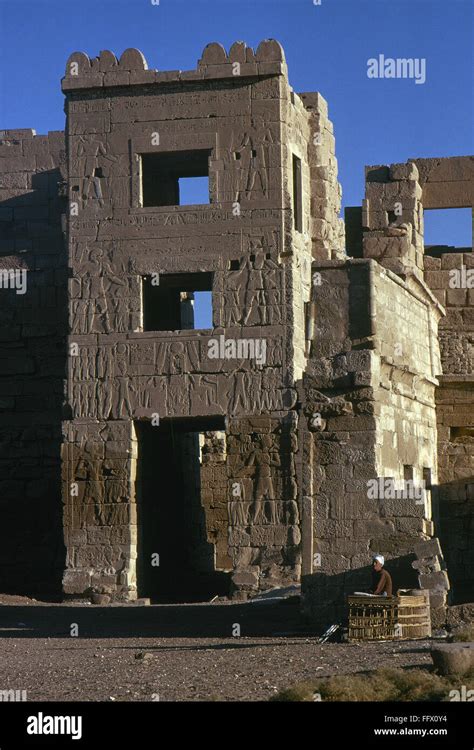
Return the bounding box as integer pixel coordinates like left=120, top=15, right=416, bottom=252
left=0, top=0, right=472, bottom=248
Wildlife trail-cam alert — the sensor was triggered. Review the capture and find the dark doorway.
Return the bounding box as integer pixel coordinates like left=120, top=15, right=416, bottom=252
left=135, top=417, right=230, bottom=603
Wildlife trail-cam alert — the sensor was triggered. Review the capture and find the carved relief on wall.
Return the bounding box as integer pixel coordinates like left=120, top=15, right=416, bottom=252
left=222, top=233, right=283, bottom=327
left=228, top=432, right=286, bottom=527
left=246, top=434, right=281, bottom=525
left=155, top=340, right=200, bottom=374
left=71, top=135, right=128, bottom=209
left=70, top=245, right=133, bottom=335
left=227, top=370, right=283, bottom=414
left=225, top=123, right=274, bottom=202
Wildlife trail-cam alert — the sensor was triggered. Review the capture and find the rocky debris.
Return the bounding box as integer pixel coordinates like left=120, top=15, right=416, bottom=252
left=411, top=539, right=449, bottom=626
left=430, top=643, right=474, bottom=676
left=90, top=593, right=111, bottom=605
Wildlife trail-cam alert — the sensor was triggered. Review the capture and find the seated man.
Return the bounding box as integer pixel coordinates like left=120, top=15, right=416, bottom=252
left=370, top=555, right=393, bottom=597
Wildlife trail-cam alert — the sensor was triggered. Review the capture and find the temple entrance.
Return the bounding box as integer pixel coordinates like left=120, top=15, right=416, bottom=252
left=135, top=417, right=230, bottom=602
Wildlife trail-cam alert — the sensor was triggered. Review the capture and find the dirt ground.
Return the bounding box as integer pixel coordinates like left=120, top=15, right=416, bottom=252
left=0, top=594, right=434, bottom=702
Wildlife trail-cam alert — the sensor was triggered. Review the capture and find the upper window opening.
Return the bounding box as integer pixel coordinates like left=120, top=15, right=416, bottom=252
left=140, top=150, right=211, bottom=208
left=424, top=208, right=472, bottom=253
left=142, top=272, right=213, bottom=332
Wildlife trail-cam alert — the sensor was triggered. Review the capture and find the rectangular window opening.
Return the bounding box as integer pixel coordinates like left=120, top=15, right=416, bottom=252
left=424, top=208, right=472, bottom=256
left=142, top=272, right=213, bottom=332
left=293, top=154, right=303, bottom=233
left=140, top=150, right=211, bottom=208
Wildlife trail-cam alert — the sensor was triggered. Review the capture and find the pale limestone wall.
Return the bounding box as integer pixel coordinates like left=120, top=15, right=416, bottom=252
left=413, top=156, right=473, bottom=211
left=425, top=252, right=474, bottom=375
left=298, top=92, right=345, bottom=261
left=280, top=82, right=313, bottom=382
left=363, top=162, right=424, bottom=277
left=301, top=259, right=445, bottom=624
left=276, top=85, right=344, bottom=383
left=374, top=268, right=441, bottom=491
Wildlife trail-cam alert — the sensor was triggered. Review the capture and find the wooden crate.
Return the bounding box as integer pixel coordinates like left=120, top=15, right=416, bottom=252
left=348, top=590, right=431, bottom=642
left=395, top=590, right=431, bottom=640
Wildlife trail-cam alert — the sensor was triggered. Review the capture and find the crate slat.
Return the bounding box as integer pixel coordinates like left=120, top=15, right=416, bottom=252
left=348, top=592, right=431, bottom=641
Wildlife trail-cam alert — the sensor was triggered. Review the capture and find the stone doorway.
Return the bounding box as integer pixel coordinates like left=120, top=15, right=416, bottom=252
left=135, top=417, right=230, bottom=602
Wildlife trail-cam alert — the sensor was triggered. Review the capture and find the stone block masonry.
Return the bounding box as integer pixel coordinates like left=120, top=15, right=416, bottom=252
left=0, top=129, right=67, bottom=597
left=60, top=40, right=329, bottom=601
left=0, top=41, right=472, bottom=620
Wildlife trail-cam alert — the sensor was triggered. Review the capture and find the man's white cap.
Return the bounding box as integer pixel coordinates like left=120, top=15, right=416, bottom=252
left=373, top=555, right=385, bottom=565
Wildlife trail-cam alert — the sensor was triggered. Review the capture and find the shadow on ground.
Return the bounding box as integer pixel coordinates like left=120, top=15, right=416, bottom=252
left=0, top=600, right=313, bottom=639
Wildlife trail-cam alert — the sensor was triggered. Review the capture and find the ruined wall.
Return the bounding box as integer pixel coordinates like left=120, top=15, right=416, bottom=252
left=0, top=129, right=67, bottom=596
left=424, top=249, right=474, bottom=603
left=300, top=260, right=379, bottom=624
left=372, top=270, right=446, bottom=625
left=284, top=90, right=344, bottom=383
left=362, top=161, right=424, bottom=277
left=375, top=268, right=441, bottom=487
left=227, top=415, right=300, bottom=596
left=60, top=42, right=324, bottom=600
left=200, top=430, right=231, bottom=571
left=414, top=156, right=474, bottom=604
left=413, top=156, right=473, bottom=214
left=301, top=257, right=444, bottom=624
left=2, top=44, right=470, bottom=613
left=298, top=92, right=345, bottom=263
left=435, top=380, right=474, bottom=603
left=424, top=253, right=474, bottom=380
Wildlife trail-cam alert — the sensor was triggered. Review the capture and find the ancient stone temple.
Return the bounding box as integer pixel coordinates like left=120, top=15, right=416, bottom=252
left=0, top=41, right=472, bottom=619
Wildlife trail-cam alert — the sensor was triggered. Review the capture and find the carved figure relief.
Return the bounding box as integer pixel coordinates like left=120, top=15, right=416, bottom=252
left=243, top=434, right=281, bottom=524
left=167, top=374, right=190, bottom=416
left=232, top=124, right=273, bottom=201
left=228, top=501, right=250, bottom=527
left=74, top=135, right=119, bottom=208
left=71, top=246, right=129, bottom=334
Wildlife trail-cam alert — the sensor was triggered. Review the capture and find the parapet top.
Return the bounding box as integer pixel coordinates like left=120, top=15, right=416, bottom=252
left=61, top=40, right=287, bottom=92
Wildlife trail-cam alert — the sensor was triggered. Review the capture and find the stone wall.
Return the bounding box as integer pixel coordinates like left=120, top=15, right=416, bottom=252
left=425, top=252, right=474, bottom=375
left=309, top=154, right=474, bottom=624
left=0, top=128, right=67, bottom=597
left=227, top=414, right=300, bottom=597
left=415, top=157, right=474, bottom=605
left=362, top=161, right=424, bottom=277
left=60, top=42, right=313, bottom=600
left=1, top=46, right=472, bottom=614
left=301, top=256, right=443, bottom=625
left=200, top=430, right=231, bottom=571
left=424, top=249, right=474, bottom=603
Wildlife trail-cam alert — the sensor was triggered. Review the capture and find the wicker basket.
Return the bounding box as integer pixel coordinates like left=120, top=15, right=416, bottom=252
left=348, top=590, right=431, bottom=642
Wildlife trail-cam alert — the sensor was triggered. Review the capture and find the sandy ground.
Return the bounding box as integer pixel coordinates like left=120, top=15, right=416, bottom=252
left=0, top=594, right=434, bottom=702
